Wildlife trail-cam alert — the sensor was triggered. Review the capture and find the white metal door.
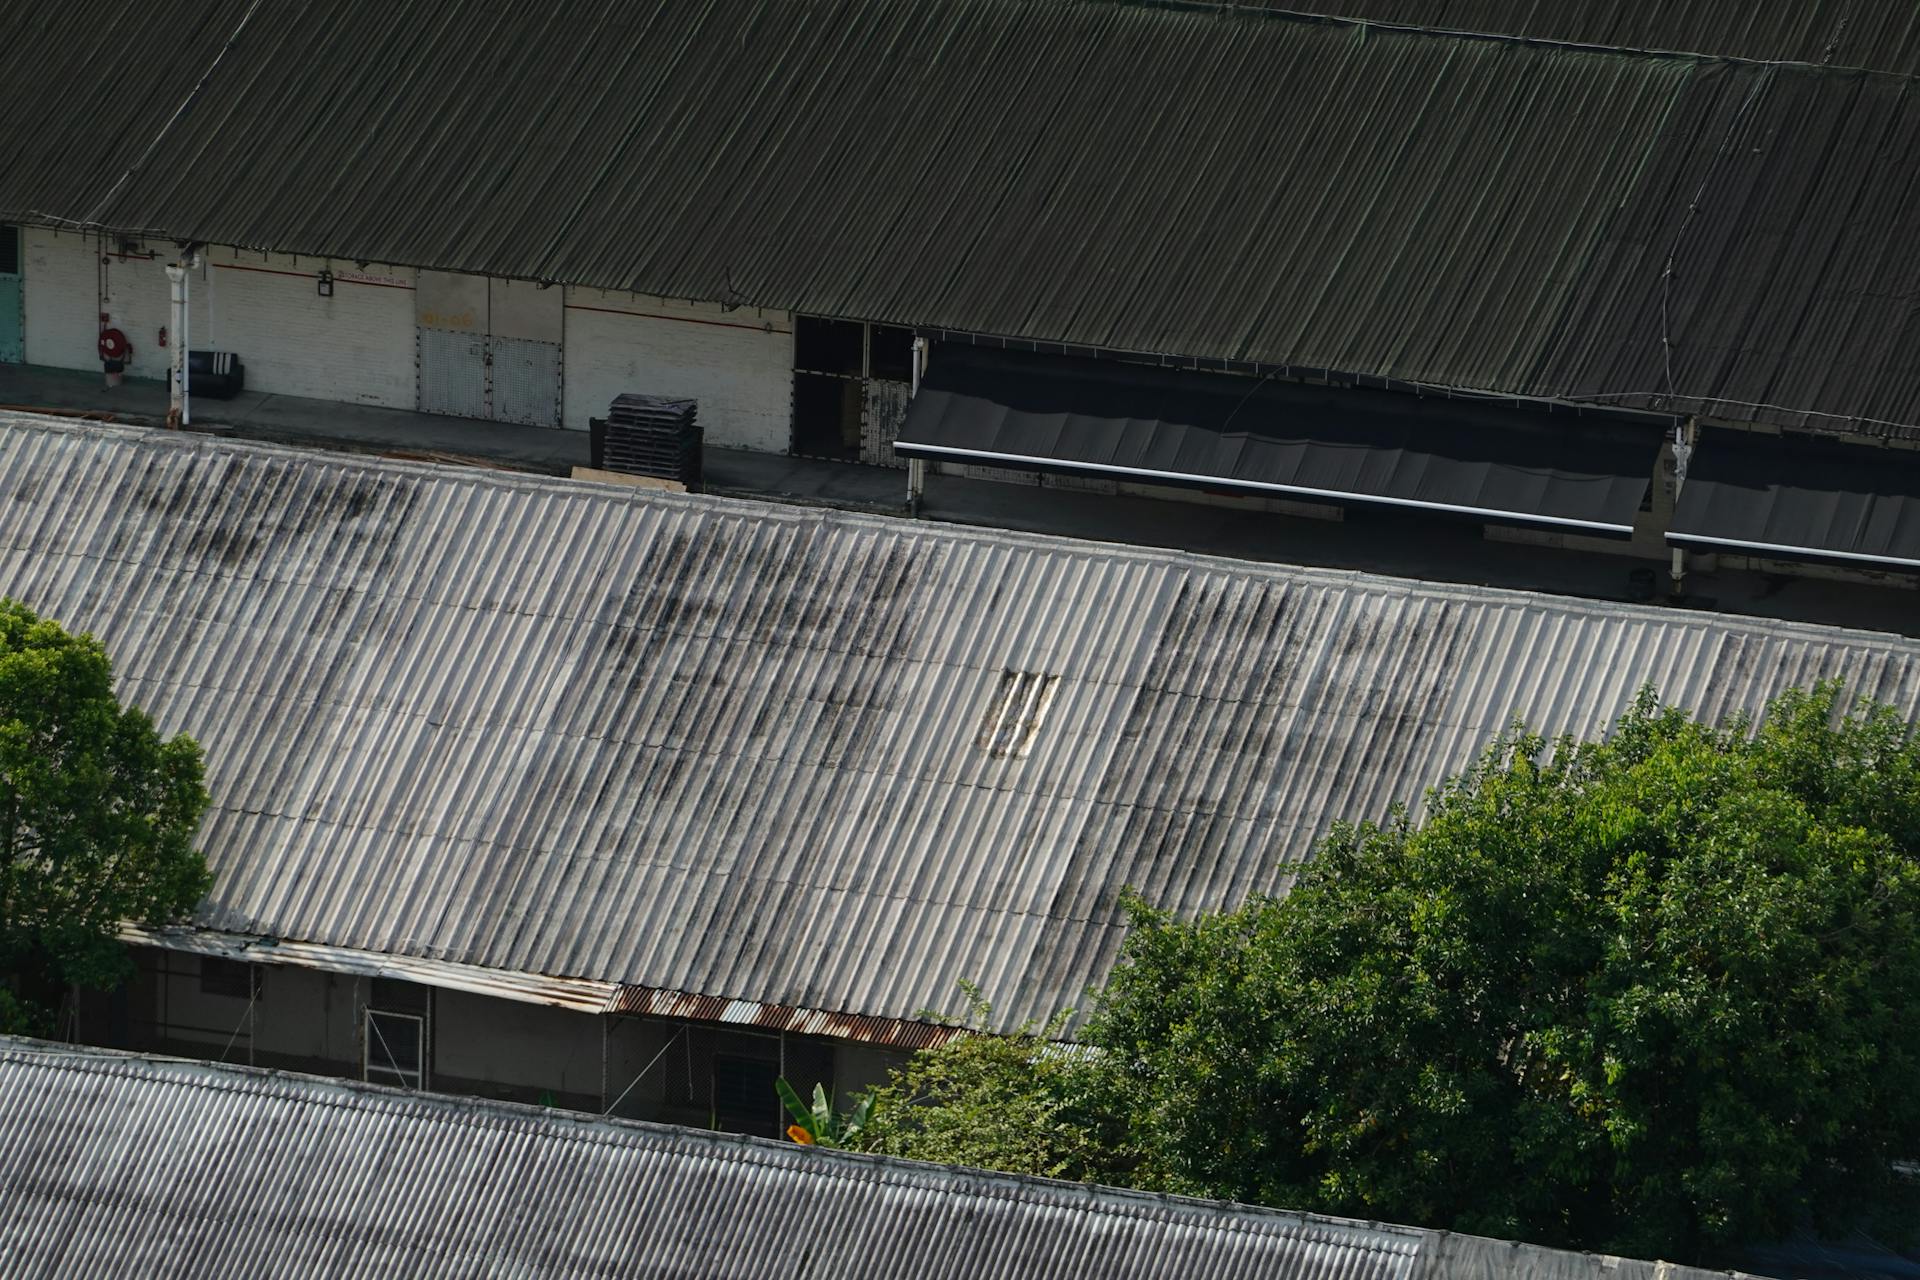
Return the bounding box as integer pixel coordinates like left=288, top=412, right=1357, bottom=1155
left=490, top=335, right=562, bottom=428
left=418, top=327, right=488, bottom=420
left=415, top=271, right=564, bottom=426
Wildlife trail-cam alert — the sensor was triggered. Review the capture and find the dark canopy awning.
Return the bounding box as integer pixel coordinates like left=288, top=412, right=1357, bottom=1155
left=1669, top=431, right=1920, bottom=569
left=897, top=347, right=1663, bottom=535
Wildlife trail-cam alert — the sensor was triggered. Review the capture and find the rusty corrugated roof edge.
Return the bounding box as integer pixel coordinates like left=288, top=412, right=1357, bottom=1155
left=609, top=985, right=968, bottom=1050
left=121, top=925, right=965, bottom=1049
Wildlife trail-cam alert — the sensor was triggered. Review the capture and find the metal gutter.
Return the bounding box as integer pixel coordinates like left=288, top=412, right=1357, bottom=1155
left=121, top=926, right=964, bottom=1049
left=1665, top=533, right=1920, bottom=572
left=892, top=441, right=1640, bottom=535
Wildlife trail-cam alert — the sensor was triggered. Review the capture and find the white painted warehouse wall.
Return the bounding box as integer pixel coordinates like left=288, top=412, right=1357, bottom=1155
left=565, top=288, right=793, bottom=450
left=203, top=249, right=418, bottom=407
left=24, top=231, right=799, bottom=449
left=24, top=228, right=183, bottom=381
left=23, top=230, right=418, bottom=407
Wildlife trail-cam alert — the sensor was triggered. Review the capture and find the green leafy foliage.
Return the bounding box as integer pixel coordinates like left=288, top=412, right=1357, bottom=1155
left=869, top=684, right=1920, bottom=1262
left=854, top=981, right=1129, bottom=1181
left=0, top=600, right=211, bottom=1033
left=777, top=1077, right=875, bottom=1148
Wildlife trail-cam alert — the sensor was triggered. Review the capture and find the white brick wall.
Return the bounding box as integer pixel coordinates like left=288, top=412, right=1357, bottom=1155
left=23, top=229, right=417, bottom=407
left=565, top=288, right=793, bottom=450
left=201, top=247, right=418, bottom=407
left=26, top=232, right=796, bottom=443
left=24, top=227, right=180, bottom=379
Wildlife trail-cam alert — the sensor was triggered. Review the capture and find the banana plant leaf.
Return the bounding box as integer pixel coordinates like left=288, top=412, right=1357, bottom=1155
left=776, top=1078, right=817, bottom=1136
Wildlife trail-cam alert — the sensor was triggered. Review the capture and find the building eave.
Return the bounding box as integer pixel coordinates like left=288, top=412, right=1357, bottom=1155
left=121, top=925, right=965, bottom=1051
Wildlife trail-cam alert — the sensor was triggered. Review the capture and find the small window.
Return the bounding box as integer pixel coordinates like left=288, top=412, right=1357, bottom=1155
left=978, top=669, right=1062, bottom=759
left=365, top=1009, right=427, bottom=1090
left=199, top=956, right=259, bottom=1000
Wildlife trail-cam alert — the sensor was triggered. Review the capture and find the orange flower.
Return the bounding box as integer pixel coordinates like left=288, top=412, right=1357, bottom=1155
left=787, top=1125, right=815, bottom=1145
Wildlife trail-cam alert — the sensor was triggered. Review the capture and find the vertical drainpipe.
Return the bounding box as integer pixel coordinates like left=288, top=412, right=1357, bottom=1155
left=906, top=337, right=928, bottom=513
left=183, top=254, right=195, bottom=424
left=1669, top=416, right=1695, bottom=601
left=165, top=262, right=190, bottom=428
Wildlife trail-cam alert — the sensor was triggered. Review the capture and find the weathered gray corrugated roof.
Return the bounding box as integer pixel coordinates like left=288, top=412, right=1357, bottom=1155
left=6, top=414, right=1920, bottom=1034
left=0, top=1039, right=1759, bottom=1280
left=2, top=0, right=1918, bottom=436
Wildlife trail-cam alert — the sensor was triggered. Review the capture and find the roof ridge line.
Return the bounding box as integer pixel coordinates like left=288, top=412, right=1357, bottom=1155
left=1065, top=0, right=1920, bottom=82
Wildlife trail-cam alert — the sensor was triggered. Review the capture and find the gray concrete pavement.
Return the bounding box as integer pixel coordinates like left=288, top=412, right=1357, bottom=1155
left=0, top=365, right=588, bottom=471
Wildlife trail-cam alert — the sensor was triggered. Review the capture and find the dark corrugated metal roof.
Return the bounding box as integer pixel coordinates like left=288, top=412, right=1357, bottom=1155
left=2, top=1, right=1916, bottom=436
left=1247, top=1, right=1920, bottom=74
left=897, top=345, right=1663, bottom=533
left=1670, top=430, right=1920, bottom=568
left=0, top=1039, right=1768, bottom=1280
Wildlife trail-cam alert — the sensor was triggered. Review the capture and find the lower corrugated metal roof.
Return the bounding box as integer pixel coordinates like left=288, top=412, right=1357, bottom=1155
left=5, top=415, right=1920, bottom=1036
left=0, top=1039, right=1763, bottom=1280
left=1670, top=430, right=1920, bottom=569
left=897, top=346, right=1664, bottom=534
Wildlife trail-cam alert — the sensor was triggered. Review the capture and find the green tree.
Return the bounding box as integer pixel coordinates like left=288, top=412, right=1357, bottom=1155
left=0, top=600, right=211, bottom=1033
left=857, top=982, right=1126, bottom=1182
left=871, top=684, right=1920, bottom=1262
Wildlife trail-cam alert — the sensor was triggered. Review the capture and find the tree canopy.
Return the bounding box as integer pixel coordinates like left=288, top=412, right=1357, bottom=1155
left=858, top=683, right=1920, bottom=1262
left=858, top=982, right=1125, bottom=1182
left=0, top=600, right=211, bottom=1033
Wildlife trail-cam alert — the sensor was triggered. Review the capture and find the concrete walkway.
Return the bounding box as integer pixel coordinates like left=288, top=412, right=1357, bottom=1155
left=2, top=362, right=1913, bottom=638
left=0, top=365, right=589, bottom=472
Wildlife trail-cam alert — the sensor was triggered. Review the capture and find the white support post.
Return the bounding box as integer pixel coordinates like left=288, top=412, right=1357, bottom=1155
left=907, top=337, right=929, bottom=511
left=1671, top=417, right=1694, bottom=493
left=1668, top=416, right=1694, bottom=601
left=182, top=255, right=194, bottom=424
left=165, top=263, right=190, bottom=427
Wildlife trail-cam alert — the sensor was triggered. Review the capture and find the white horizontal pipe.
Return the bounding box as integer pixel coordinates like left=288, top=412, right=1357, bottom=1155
left=1666, top=532, right=1920, bottom=571
left=893, top=442, right=1637, bottom=535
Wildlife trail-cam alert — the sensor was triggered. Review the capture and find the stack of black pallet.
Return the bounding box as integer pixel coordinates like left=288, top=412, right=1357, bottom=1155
left=599, top=394, right=702, bottom=490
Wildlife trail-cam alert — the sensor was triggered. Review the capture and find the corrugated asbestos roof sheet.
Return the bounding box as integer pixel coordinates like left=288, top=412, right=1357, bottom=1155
left=2, top=0, right=1918, bottom=437
left=7, top=414, right=1920, bottom=1034
left=0, top=1040, right=1760, bottom=1280
left=1255, top=1, right=1920, bottom=74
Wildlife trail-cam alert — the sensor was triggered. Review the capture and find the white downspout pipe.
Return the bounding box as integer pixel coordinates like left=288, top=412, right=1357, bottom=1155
left=907, top=337, right=928, bottom=511
left=182, top=255, right=194, bottom=424
left=1669, top=417, right=1694, bottom=600
left=165, top=262, right=190, bottom=428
